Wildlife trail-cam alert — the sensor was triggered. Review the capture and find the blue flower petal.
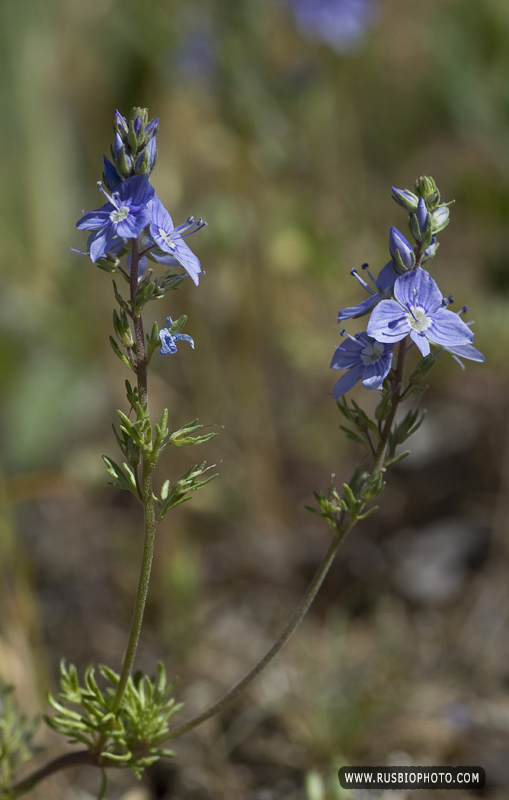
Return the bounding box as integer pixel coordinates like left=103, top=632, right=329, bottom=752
left=409, top=329, right=431, bottom=357
left=331, top=363, right=364, bottom=399
left=445, top=343, right=484, bottom=362
left=427, top=308, right=474, bottom=347
left=393, top=268, right=442, bottom=312
left=337, top=294, right=379, bottom=321
left=367, top=299, right=409, bottom=343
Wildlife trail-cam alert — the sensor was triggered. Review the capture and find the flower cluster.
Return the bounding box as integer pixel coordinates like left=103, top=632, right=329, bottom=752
left=76, top=108, right=206, bottom=288
left=331, top=177, right=483, bottom=399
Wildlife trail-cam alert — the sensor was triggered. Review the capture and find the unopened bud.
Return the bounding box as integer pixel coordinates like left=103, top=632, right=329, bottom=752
left=410, top=198, right=431, bottom=244
left=430, top=205, right=450, bottom=234
left=421, top=236, right=439, bottom=264
left=391, top=186, right=419, bottom=212
left=389, top=227, right=415, bottom=270
left=415, top=175, right=440, bottom=207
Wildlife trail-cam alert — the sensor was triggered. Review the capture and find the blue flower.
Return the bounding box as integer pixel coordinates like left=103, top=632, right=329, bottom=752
left=146, top=196, right=205, bottom=286
left=76, top=175, right=154, bottom=262
left=290, top=0, right=376, bottom=53
left=367, top=268, right=475, bottom=357
left=159, top=317, right=195, bottom=355
left=337, top=261, right=401, bottom=321
left=331, top=331, right=394, bottom=398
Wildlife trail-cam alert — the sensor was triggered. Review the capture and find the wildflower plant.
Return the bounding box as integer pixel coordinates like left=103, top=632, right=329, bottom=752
left=0, top=110, right=483, bottom=800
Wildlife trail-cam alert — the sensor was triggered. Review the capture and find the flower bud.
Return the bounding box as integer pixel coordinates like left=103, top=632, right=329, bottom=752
left=391, top=186, right=419, bottom=212
left=415, top=176, right=441, bottom=208
left=135, top=136, right=157, bottom=175
left=430, top=205, right=450, bottom=234
left=117, top=145, right=133, bottom=179
left=114, top=109, right=128, bottom=138
left=389, top=227, right=415, bottom=270
left=421, top=235, right=439, bottom=264
left=410, top=198, right=430, bottom=244
left=113, top=309, right=134, bottom=348
left=416, top=197, right=428, bottom=230
left=113, top=132, right=124, bottom=160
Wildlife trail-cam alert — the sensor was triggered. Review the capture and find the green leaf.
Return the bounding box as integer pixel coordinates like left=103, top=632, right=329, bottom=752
left=102, top=456, right=140, bottom=498
left=109, top=336, right=135, bottom=371
left=169, top=419, right=217, bottom=448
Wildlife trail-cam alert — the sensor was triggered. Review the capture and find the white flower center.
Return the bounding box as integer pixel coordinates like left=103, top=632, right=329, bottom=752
left=405, top=305, right=431, bottom=333
left=158, top=228, right=176, bottom=250
left=110, top=205, right=130, bottom=224
left=360, top=340, right=385, bottom=366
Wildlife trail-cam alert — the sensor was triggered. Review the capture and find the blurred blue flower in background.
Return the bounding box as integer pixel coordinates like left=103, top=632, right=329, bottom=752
left=289, top=0, right=377, bottom=53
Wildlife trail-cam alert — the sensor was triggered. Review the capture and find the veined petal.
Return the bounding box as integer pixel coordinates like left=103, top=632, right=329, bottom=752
left=360, top=349, right=393, bottom=389
left=394, top=268, right=442, bottom=313
left=337, top=294, right=379, bottom=321
left=88, top=228, right=116, bottom=262
left=427, top=307, right=474, bottom=347
left=149, top=196, right=174, bottom=234
left=115, top=206, right=151, bottom=238
left=172, top=237, right=202, bottom=285
left=367, top=299, right=409, bottom=342
left=76, top=205, right=112, bottom=230
left=375, top=260, right=400, bottom=293
left=410, top=329, right=431, bottom=357
left=445, top=343, right=484, bottom=362
left=331, top=364, right=364, bottom=399
left=330, top=338, right=363, bottom=369
left=103, top=156, right=121, bottom=191
left=119, top=174, right=155, bottom=210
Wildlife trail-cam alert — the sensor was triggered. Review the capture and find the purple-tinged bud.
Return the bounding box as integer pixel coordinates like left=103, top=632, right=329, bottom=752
left=421, top=235, right=439, bottom=264
left=136, top=149, right=150, bottom=174
left=114, top=109, right=128, bottom=138
left=145, top=136, right=157, bottom=169
left=391, top=187, right=419, bottom=212
left=135, top=140, right=157, bottom=174
left=145, top=117, right=159, bottom=139
left=410, top=198, right=430, bottom=244
left=430, top=205, right=450, bottom=234
left=113, top=132, right=124, bottom=160
left=133, top=115, right=143, bottom=136
left=389, top=226, right=415, bottom=271
left=117, top=145, right=133, bottom=179
left=416, top=198, right=428, bottom=231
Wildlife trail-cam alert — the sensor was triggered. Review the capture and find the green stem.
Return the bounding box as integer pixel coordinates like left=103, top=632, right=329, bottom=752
left=110, top=455, right=157, bottom=714
left=110, top=238, right=157, bottom=714
left=5, top=750, right=98, bottom=799
left=372, top=338, right=408, bottom=475
left=166, top=515, right=356, bottom=741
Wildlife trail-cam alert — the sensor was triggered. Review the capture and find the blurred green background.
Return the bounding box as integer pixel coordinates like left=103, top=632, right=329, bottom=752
left=1, top=0, right=508, bottom=798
